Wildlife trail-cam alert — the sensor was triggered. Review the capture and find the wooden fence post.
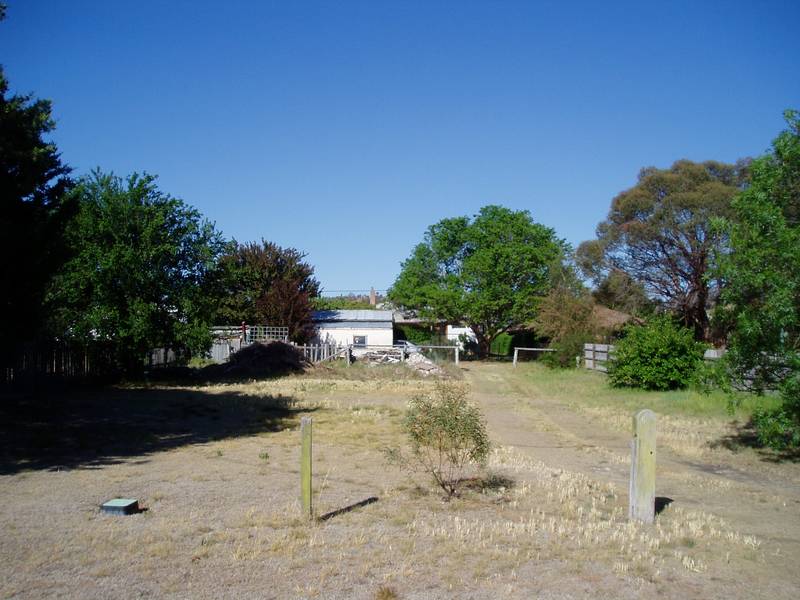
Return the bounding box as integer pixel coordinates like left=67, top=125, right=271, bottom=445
left=455, top=346, right=460, bottom=366
left=300, top=417, right=313, bottom=519
left=513, top=347, right=519, bottom=367
left=629, top=409, right=656, bottom=524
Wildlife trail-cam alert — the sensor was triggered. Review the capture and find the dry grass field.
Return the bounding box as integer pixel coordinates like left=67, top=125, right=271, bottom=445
left=1, top=362, right=798, bottom=599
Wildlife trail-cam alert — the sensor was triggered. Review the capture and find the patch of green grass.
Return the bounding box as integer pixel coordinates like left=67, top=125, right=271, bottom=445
left=188, top=356, right=217, bottom=368
left=514, top=363, right=780, bottom=421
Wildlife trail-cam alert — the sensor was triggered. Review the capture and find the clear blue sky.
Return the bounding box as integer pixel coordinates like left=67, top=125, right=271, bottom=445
left=2, top=1, right=798, bottom=293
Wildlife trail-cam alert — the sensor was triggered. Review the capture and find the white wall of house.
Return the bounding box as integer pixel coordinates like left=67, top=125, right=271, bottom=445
left=315, top=326, right=394, bottom=348
left=446, top=325, right=476, bottom=349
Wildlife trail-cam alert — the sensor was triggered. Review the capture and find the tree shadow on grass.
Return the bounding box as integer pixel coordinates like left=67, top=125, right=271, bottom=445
left=317, top=497, right=379, bottom=522
left=0, top=386, right=312, bottom=475
left=710, top=419, right=800, bottom=463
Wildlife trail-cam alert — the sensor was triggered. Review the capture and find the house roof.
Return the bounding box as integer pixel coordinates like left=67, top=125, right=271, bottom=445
left=592, top=305, right=636, bottom=330
left=312, top=310, right=394, bottom=323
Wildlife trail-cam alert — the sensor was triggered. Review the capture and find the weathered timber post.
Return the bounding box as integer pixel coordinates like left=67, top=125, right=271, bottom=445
left=513, top=347, right=519, bottom=367
left=345, top=345, right=351, bottom=367
left=400, top=346, right=405, bottom=362
left=629, top=409, right=656, bottom=524
left=300, top=417, right=313, bottom=519
left=455, top=346, right=460, bottom=366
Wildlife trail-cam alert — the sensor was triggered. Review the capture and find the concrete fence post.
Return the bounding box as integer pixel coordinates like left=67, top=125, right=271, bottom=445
left=513, top=347, right=519, bottom=367
left=300, top=417, right=313, bottom=519
left=629, top=409, right=656, bottom=524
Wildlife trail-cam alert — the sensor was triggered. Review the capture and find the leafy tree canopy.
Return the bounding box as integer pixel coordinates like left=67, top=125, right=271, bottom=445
left=47, top=170, right=224, bottom=374
left=312, top=296, right=374, bottom=311
left=0, top=65, right=74, bottom=353
left=716, top=110, right=799, bottom=449
left=577, top=160, right=748, bottom=340
left=591, top=269, right=653, bottom=316
left=213, top=240, right=320, bottom=343
left=388, top=205, right=566, bottom=355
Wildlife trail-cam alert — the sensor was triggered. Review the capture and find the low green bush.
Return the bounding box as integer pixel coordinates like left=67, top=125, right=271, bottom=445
left=608, top=317, right=705, bottom=391
left=752, top=374, right=800, bottom=450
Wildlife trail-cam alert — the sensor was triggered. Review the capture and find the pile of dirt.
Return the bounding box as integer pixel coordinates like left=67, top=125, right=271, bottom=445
left=200, top=342, right=309, bottom=380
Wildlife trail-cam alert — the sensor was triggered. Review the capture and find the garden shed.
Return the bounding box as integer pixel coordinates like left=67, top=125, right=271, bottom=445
left=312, top=310, right=394, bottom=348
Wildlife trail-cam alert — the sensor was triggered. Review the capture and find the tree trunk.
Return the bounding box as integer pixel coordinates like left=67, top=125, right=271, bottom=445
left=472, top=327, right=492, bottom=358
left=685, top=275, right=710, bottom=341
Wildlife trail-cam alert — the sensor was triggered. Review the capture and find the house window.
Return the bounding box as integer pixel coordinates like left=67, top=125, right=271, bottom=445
left=353, top=335, right=367, bottom=348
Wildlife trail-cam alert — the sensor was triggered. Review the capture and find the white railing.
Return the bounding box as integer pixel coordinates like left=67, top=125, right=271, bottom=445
left=512, top=347, right=555, bottom=367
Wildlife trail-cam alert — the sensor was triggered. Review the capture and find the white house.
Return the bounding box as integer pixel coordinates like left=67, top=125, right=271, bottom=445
left=312, top=310, right=394, bottom=348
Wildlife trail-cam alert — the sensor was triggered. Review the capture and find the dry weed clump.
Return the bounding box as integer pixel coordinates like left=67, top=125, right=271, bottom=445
left=375, top=585, right=399, bottom=599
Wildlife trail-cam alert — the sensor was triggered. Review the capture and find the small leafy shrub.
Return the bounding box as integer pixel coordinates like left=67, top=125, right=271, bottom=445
left=258, top=450, right=270, bottom=461
left=386, top=381, right=490, bottom=498
left=752, top=374, right=800, bottom=450
left=608, top=317, right=705, bottom=391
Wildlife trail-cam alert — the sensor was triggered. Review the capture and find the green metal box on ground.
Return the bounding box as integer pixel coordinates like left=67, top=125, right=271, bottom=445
left=101, top=498, right=139, bottom=515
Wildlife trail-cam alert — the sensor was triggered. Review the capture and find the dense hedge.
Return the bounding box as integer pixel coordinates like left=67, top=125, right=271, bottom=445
left=608, top=317, right=705, bottom=391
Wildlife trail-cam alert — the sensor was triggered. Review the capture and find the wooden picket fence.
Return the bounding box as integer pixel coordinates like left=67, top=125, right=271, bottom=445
left=295, top=343, right=350, bottom=364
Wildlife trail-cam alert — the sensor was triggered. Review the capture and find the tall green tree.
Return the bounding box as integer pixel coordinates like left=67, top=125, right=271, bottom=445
left=716, top=110, right=800, bottom=449
left=0, top=64, right=74, bottom=356
left=389, top=205, right=565, bottom=356
left=213, top=241, right=320, bottom=343
left=577, top=160, right=748, bottom=340
left=48, top=171, right=224, bottom=374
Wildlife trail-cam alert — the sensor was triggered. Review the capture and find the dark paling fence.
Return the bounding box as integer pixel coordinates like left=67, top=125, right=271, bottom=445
left=1, top=341, right=119, bottom=386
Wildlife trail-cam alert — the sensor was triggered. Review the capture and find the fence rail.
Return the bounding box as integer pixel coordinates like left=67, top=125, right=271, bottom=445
left=512, top=347, right=555, bottom=367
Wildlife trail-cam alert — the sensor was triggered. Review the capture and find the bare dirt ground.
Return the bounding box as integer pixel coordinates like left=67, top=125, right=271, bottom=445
left=1, top=363, right=798, bottom=599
